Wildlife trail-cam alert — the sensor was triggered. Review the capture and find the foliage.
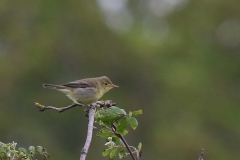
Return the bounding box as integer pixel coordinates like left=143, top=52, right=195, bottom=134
left=95, top=106, right=142, bottom=159
left=0, top=141, right=50, bottom=160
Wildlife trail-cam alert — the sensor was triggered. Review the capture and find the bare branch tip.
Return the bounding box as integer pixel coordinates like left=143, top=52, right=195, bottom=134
left=198, top=149, right=204, bottom=160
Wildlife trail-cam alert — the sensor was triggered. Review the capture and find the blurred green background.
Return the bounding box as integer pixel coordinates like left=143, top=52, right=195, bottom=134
left=1, top=0, right=240, bottom=159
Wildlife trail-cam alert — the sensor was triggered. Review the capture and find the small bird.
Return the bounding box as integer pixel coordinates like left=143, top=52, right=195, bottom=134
left=43, top=76, right=118, bottom=105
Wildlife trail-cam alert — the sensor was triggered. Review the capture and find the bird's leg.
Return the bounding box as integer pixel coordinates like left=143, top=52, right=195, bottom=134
left=58, top=103, right=81, bottom=112
left=58, top=102, right=76, bottom=112
left=84, top=106, right=90, bottom=117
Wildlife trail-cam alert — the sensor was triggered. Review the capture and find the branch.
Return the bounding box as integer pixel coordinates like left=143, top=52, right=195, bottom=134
left=34, top=102, right=81, bottom=112
left=80, top=104, right=95, bottom=160
left=79, top=101, right=117, bottom=160
left=112, top=124, right=137, bottom=160
left=198, top=149, right=204, bottom=160
left=34, top=100, right=116, bottom=112
left=34, top=100, right=117, bottom=160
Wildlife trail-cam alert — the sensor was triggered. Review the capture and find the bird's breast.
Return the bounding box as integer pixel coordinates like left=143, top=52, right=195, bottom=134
left=68, top=87, right=103, bottom=104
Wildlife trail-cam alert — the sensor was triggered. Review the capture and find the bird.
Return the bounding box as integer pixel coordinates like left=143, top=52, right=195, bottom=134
left=43, top=76, right=118, bottom=106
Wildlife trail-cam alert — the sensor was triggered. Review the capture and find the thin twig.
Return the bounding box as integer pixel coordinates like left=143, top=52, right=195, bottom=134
left=198, top=149, right=204, bottom=160
left=34, top=101, right=117, bottom=112
left=34, top=102, right=81, bottom=112
left=112, top=124, right=137, bottom=160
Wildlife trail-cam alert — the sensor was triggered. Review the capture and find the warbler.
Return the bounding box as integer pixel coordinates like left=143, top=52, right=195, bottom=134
left=43, top=76, right=118, bottom=105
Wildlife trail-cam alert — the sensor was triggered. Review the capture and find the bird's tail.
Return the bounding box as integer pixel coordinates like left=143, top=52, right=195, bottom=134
left=43, top=84, right=66, bottom=89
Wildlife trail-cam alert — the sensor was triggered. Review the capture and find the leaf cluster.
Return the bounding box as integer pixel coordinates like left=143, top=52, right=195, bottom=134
left=95, top=106, right=142, bottom=133
left=95, top=106, right=142, bottom=159
left=0, top=141, right=50, bottom=160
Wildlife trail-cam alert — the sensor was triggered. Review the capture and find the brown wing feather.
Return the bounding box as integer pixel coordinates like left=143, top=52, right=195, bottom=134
left=63, top=80, right=94, bottom=88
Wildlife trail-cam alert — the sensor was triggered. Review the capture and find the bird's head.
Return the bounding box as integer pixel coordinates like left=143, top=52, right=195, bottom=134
left=98, top=76, right=119, bottom=93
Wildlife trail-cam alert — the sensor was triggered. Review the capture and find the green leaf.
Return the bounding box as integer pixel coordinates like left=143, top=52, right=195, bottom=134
left=0, top=146, right=7, bottom=158
left=132, top=110, right=143, bottom=116
left=97, top=129, right=112, bottom=138
left=98, top=114, right=121, bottom=126
left=110, top=148, right=118, bottom=159
left=37, top=146, right=43, bottom=153
left=94, top=111, right=101, bottom=119
left=0, top=152, right=7, bottom=159
left=122, top=130, right=128, bottom=136
left=112, top=137, right=120, bottom=144
left=0, top=145, right=6, bottom=153
left=129, top=111, right=132, bottom=117
left=0, top=142, right=7, bottom=148
left=109, top=106, right=127, bottom=115
left=29, top=146, right=35, bottom=154
left=112, top=137, right=125, bottom=146
left=118, top=139, right=125, bottom=146
left=138, top=142, right=142, bottom=151
left=128, top=117, right=138, bottom=130
left=118, top=149, right=126, bottom=159
left=95, top=107, right=128, bottom=127
left=102, top=149, right=110, bottom=156
left=18, top=147, right=27, bottom=154
left=116, top=118, right=129, bottom=134
left=97, top=108, right=123, bottom=126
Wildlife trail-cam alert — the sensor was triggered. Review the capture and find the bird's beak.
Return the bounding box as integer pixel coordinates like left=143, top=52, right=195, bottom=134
left=110, top=84, right=119, bottom=88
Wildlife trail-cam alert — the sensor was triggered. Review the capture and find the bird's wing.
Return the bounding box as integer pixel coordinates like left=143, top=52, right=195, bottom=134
left=62, top=80, right=94, bottom=88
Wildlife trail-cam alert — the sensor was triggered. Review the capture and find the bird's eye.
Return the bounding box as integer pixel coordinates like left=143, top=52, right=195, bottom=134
left=104, top=83, right=108, bottom=85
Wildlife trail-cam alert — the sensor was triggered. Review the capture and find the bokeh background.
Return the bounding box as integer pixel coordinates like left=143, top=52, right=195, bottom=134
left=1, top=0, right=240, bottom=159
